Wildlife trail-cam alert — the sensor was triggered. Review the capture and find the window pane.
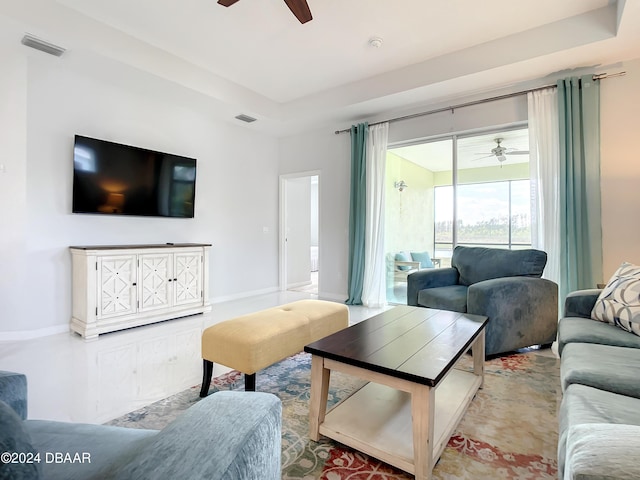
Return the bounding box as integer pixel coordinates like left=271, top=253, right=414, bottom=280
left=511, top=179, right=531, bottom=245
left=457, top=182, right=510, bottom=245
left=434, top=185, right=453, bottom=243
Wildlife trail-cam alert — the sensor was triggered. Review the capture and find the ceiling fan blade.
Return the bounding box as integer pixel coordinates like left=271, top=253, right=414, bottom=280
left=505, top=150, right=530, bottom=155
left=218, top=0, right=240, bottom=6
left=283, top=0, right=313, bottom=23
left=472, top=154, right=495, bottom=161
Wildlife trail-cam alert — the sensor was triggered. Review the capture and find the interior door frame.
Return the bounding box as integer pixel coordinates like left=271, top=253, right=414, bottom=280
left=279, top=170, right=321, bottom=291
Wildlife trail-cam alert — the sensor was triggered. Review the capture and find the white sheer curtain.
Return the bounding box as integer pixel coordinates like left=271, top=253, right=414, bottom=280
left=362, top=122, right=389, bottom=307
left=528, top=88, right=561, bottom=285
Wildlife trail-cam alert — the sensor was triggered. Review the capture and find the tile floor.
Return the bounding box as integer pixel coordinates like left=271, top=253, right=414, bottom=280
left=1, top=291, right=553, bottom=426
left=0, top=290, right=390, bottom=425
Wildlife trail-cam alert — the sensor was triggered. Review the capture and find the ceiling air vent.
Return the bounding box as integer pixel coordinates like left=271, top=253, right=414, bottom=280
left=21, top=34, right=66, bottom=57
left=235, top=114, right=257, bottom=123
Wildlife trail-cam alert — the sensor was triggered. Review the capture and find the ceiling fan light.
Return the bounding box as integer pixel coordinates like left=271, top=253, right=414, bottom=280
left=497, top=155, right=507, bottom=162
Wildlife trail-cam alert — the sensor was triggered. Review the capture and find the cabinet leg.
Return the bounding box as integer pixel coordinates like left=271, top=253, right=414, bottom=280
left=199, top=360, right=214, bottom=398
left=245, top=373, right=256, bottom=391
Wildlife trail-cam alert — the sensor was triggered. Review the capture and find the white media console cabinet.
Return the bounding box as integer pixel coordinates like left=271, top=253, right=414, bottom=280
left=70, top=243, right=211, bottom=339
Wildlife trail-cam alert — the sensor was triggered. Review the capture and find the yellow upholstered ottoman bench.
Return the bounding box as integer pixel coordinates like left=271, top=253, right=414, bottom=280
left=199, top=299, right=349, bottom=396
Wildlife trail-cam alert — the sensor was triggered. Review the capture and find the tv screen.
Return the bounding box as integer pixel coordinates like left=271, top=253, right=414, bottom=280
left=72, top=135, right=196, bottom=218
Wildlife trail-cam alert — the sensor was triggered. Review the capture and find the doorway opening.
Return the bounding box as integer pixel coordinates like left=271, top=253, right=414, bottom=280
left=280, top=172, right=320, bottom=296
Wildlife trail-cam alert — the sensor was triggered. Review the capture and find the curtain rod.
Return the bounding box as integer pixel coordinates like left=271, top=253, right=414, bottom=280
left=334, top=71, right=626, bottom=135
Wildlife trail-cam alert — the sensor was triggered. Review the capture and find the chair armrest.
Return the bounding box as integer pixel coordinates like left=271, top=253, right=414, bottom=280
left=468, top=277, right=558, bottom=356
left=564, top=423, right=640, bottom=480
left=407, top=267, right=459, bottom=306
left=395, top=260, right=420, bottom=272
left=0, top=371, right=28, bottom=420
left=564, top=289, right=602, bottom=318
left=100, top=391, right=282, bottom=480
left=431, top=258, right=441, bottom=268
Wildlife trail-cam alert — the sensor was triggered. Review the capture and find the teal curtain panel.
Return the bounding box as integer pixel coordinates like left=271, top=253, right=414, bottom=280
left=346, top=122, right=368, bottom=305
left=557, top=75, right=603, bottom=303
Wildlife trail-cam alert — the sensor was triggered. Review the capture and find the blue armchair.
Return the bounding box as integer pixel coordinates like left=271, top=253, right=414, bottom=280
left=0, top=370, right=282, bottom=480
left=407, top=246, right=558, bottom=356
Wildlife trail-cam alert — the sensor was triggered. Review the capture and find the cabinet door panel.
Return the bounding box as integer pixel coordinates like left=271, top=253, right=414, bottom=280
left=97, top=255, right=137, bottom=319
left=139, top=254, right=171, bottom=312
left=173, top=252, right=203, bottom=307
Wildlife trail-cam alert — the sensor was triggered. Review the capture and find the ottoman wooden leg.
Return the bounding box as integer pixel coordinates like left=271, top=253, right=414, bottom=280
left=199, top=360, right=214, bottom=398
left=245, top=373, right=256, bottom=392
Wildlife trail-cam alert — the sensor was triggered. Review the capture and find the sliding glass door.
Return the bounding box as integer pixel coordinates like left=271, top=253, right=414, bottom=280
left=385, top=126, right=530, bottom=304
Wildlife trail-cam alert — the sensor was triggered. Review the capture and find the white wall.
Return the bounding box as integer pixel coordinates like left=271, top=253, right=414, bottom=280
left=600, top=57, right=640, bottom=278
left=0, top=50, right=28, bottom=333
left=0, top=50, right=280, bottom=335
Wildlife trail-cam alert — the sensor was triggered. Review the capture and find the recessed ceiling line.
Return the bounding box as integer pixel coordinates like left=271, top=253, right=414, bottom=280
left=334, top=71, right=625, bottom=135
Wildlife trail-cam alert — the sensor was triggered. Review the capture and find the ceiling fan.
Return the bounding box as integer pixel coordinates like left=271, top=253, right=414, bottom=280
left=475, top=138, right=529, bottom=163
left=217, top=0, right=313, bottom=24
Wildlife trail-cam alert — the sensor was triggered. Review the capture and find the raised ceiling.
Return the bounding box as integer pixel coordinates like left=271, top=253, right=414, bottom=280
left=1, top=0, right=639, bottom=135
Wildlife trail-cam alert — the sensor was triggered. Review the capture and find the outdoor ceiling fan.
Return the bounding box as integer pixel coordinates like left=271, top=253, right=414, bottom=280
left=475, top=138, right=529, bottom=163
left=217, top=0, right=313, bottom=24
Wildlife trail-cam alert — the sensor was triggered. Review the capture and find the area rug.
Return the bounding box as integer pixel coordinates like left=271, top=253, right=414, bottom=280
left=107, top=350, right=560, bottom=479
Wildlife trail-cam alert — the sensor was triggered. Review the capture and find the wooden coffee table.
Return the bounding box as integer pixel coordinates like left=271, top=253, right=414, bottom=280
left=304, top=306, right=487, bottom=480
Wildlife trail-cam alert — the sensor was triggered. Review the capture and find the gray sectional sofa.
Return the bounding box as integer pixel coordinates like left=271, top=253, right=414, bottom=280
left=0, top=371, right=282, bottom=480
left=558, top=289, right=640, bottom=480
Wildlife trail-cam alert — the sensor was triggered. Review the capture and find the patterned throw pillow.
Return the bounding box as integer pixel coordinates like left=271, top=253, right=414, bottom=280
left=591, top=262, right=640, bottom=336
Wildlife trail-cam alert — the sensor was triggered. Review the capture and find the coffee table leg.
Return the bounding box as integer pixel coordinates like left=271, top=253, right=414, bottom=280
left=412, top=384, right=435, bottom=480
left=472, top=329, right=485, bottom=388
left=309, top=355, right=330, bottom=442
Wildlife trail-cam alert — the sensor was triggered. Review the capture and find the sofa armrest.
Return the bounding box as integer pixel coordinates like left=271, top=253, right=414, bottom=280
left=0, top=371, right=28, bottom=420
left=100, top=391, right=282, bottom=480
left=564, top=289, right=602, bottom=319
left=564, top=423, right=640, bottom=480
left=407, top=267, right=459, bottom=306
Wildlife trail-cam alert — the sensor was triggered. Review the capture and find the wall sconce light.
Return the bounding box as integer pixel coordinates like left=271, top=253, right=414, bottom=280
left=394, top=180, right=408, bottom=192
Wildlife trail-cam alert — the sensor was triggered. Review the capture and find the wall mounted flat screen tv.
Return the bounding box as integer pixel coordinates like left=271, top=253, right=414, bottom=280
left=72, top=135, right=196, bottom=218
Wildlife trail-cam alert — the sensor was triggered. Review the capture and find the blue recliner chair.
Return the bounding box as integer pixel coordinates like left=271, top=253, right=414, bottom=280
left=407, top=246, right=558, bottom=357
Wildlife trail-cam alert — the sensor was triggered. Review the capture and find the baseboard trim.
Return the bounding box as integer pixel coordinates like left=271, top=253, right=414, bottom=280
left=0, top=324, right=69, bottom=342
left=317, top=291, right=346, bottom=302
left=211, top=286, right=280, bottom=304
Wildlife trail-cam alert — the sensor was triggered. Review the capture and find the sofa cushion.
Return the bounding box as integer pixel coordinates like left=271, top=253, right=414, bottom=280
left=410, top=251, right=433, bottom=268
left=417, top=285, right=468, bottom=313
left=558, top=383, right=640, bottom=477
left=557, top=316, right=640, bottom=356
left=394, top=251, right=412, bottom=270
left=0, top=400, right=41, bottom=480
left=561, top=342, right=640, bottom=399
left=451, top=246, right=546, bottom=286
left=592, top=262, right=640, bottom=336
left=564, top=424, right=640, bottom=480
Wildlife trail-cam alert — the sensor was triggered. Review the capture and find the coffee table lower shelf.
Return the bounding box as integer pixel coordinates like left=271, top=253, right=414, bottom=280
left=318, top=368, right=481, bottom=476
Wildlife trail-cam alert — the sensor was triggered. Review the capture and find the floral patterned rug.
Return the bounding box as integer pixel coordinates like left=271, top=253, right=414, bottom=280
left=107, top=350, right=560, bottom=479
